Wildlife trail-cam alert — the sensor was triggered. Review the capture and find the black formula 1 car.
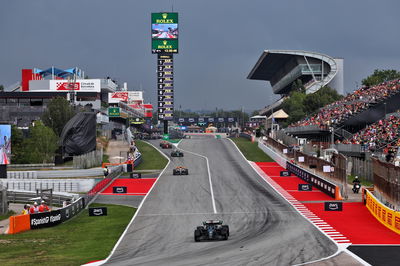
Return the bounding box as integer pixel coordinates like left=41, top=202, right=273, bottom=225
left=194, top=220, right=229, bottom=242
left=171, top=150, right=184, bottom=157
left=173, top=166, right=188, bottom=175
left=160, top=141, right=172, bottom=149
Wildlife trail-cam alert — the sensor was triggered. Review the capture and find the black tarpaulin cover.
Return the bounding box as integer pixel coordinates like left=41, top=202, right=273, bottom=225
left=60, top=112, right=96, bottom=155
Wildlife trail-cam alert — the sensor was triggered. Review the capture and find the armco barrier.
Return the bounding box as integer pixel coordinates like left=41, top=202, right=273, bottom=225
left=8, top=197, right=85, bottom=234
left=364, top=189, right=400, bottom=234
left=286, top=162, right=341, bottom=200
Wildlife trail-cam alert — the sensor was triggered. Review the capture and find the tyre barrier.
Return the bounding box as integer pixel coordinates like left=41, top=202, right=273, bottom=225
left=7, top=197, right=85, bottom=234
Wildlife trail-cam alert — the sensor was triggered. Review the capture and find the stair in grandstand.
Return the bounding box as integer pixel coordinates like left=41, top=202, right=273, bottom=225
left=336, top=91, right=400, bottom=134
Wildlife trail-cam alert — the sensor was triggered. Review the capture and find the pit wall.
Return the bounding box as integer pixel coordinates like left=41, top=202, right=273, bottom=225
left=257, top=139, right=287, bottom=168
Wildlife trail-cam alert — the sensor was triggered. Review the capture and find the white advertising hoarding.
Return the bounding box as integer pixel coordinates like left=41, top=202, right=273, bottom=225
left=29, top=79, right=101, bottom=92
left=108, top=91, right=144, bottom=104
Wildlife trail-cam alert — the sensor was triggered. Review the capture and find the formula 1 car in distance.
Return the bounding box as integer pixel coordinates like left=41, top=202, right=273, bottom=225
left=194, top=220, right=229, bottom=242
left=173, top=166, right=188, bottom=175
left=171, top=150, right=184, bottom=157
left=160, top=141, right=172, bottom=149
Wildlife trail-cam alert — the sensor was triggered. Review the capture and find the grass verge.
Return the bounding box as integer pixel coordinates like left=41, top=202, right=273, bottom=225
left=0, top=203, right=135, bottom=266
left=231, top=137, right=274, bottom=162
left=134, top=140, right=168, bottom=170
left=347, top=174, right=373, bottom=187
left=0, top=210, right=16, bottom=221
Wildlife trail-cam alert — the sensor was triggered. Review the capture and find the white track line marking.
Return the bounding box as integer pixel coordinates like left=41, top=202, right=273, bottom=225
left=227, top=139, right=375, bottom=265
left=84, top=141, right=172, bottom=266
left=177, top=147, right=217, bottom=214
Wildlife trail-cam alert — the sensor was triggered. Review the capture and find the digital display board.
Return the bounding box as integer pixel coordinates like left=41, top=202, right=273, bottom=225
left=151, top=13, right=178, bottom=54
left=0, top=125, right=11, bottom=165
left=157, top=54, right=174, bottom=120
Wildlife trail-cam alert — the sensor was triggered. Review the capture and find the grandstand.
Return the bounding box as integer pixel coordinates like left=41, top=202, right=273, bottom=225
left=247, top=50, right=344, bottom=116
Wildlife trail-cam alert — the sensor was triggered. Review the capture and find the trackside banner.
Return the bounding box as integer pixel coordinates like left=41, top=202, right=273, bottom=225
left=30, top=210, right=62, bottom=229
left=286, top=162, right=336, bottom=198
left=30, top=198, right=85, bottom=230
left=365, top=189, right=400, bottom=234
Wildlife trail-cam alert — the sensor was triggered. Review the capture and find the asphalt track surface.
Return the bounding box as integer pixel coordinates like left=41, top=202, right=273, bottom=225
left=106, top=137, right=337, bottom=265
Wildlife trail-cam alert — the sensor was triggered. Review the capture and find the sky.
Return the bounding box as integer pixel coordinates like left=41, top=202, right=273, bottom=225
left=1, top=0, right=400, bottom=112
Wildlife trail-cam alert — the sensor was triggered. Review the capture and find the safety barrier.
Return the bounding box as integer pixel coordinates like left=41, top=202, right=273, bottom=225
left=364, top=189, right=400, bottom=234
left=258, top=138, right=342, bottom=200
left=7, top=190, right=77, bottom=206
left=8, top=197, right=85, bottom=234
left=287, top=162, right=341, bottom=200
left=7, top=171, right=38, bottom=179
left=239, top=132, right=255, bottom=142
left=0, top=179, right=96, bottom=192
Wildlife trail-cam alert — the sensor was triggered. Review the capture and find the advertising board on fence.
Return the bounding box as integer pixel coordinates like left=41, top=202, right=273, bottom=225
left=365, top=189, right=400, bottom=234
left=29, top=197, right=85, bottom=230
left=286, top=162, right=336, bottom=199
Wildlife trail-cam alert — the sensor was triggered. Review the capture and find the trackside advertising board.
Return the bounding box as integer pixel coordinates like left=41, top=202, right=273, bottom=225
left=30, top=198, right=84, bottom=230
left=0, top=125, right=11, bottom=165
left=151, top=13, right=178, bottom=53
left=29, top=79, right=101, bottom=92
left=365, top=189, right=400, bottom=234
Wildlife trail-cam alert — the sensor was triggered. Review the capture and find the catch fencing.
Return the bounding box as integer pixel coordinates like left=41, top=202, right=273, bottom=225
left=73, top=149, right=103, bottom=169
left=372, top=158, right=400, bottom=209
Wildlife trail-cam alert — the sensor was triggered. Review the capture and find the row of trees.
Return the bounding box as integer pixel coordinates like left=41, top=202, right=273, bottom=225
left=11, top=97, right=76, bottom=164
left=281, top=85, right=342, bottom=126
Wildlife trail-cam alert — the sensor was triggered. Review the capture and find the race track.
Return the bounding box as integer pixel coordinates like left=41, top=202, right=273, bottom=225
left=106, top=137, right=337, bottom=265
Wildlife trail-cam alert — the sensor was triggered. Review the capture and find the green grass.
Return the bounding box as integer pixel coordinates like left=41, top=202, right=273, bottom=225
left=0, top=210, right=16, bottom=221
left=102, top=153, right=110, bottom=163
left=347, top=174, right=373, bottom=187
left=231, top=137, right=274, bottom=162
left=0, top=203, right=135, bottom=266
left=134, top=140, right=168, bottom=170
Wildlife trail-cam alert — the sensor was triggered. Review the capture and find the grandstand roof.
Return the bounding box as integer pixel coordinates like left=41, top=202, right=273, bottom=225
left=247, top=50, right=342, bottom=95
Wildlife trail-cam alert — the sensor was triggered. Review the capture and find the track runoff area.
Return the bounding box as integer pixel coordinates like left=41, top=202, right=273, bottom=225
left=83, top=135, right=398, bottom=266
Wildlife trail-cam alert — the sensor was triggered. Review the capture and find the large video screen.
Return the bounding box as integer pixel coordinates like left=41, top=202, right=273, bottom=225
left=152, top=24, right=178, bottom=39
left=151, top=12, right=178, bottom=54
left=0, top=125, right=11, bottom=165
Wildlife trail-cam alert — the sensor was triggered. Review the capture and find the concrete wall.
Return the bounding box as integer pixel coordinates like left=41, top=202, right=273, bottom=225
left=328, top=58, right=344, bottom=95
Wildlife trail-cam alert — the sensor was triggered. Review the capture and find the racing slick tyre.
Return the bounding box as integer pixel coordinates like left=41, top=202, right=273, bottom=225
left=194, top=229, right=201, bottom=242
left=173, top=170, right=177, bottom=175
left=222, top=225, right=230, bottom=236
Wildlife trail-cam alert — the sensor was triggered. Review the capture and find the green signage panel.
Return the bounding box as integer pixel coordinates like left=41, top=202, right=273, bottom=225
left=108, top=107, right=120, bottom=117
left=151, top=12, right=178, bottom=54
left=151, top=13, right=178, bottom=24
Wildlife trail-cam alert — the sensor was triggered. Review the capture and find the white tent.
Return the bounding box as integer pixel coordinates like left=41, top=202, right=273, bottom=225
left=267, top=109, right=288, bottom=120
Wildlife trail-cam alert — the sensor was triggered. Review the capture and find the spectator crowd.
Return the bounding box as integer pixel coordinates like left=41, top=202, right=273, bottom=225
left=289, top=79, right=400, bottom=128
left=339, top=112, right=400, bottom=162
left=21, top=200, right=51, bottom=215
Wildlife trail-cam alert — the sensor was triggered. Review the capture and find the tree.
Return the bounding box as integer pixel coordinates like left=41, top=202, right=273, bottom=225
left=42, top=97, right=76, bottom=136
left=23, top=121, right=58, bottom=163
left=303, top=86, right=342, bottom=114
left=10, top=125, right=24, bottom=163
left=282, top=91, right=307, bottom=125
left=361, top=69, right=400, bottom=87
left=0, top=85, right=4, bottom=92
left=291, top=79, right=305, bottom=93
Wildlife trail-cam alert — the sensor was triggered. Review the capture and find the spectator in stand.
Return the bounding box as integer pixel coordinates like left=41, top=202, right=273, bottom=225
left=39, top=201, right=50, bottom=212
left=29, top=202, right=39, bottom=214
left=21, top=204, right=30, bottom=215
left=289, top=79, right=400, bottom=128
